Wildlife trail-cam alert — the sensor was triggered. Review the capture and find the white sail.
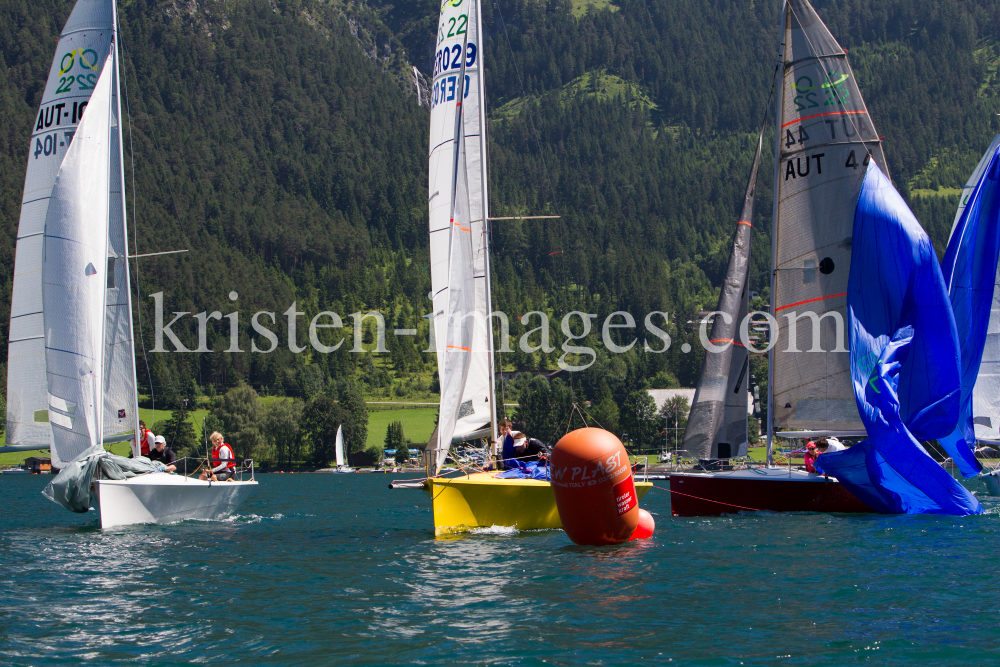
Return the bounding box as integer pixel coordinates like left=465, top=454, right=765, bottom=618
left=43, top=54, right=115, bottom=467
left=6, top=0, right=116, bottom=447
left=428, top=0, right=496, bottom=470
left=335, top=425, right=345, bottom=468
left=102, top=44, right=141, bottom=448
left=768, top=0, right=887, bottom=436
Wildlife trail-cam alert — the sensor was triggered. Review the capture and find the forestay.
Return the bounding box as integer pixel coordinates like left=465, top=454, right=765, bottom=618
left=428, top=0, right=496, bottom=471
left=7, top=0, right=117, bottom=449
left=682, top=129, right=764, bottom=460
left=769, top=0, right=887, bottom=435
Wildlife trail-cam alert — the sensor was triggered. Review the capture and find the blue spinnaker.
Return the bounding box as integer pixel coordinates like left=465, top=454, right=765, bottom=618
left=495, top=461, right=549, bottom=480
left=937, top=144, right=1000, bottom=477
left=815, top=163, right=982, bottom=515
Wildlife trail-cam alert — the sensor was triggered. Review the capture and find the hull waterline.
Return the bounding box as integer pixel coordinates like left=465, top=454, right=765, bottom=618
left=94, top=473, right=257, bottom=528
left=424, top=472, right=653, bottom=536
left=668, top=468, right=871, bottom=516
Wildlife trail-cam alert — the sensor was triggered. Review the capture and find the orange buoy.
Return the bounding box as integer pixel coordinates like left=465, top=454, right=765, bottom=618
left=628, top=508, right=655, bottom=541
left=551, top=427, right=651, bottom=545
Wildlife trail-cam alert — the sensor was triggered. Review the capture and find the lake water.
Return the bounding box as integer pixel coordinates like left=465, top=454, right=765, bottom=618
left=2, top=472, right=999, bottom=665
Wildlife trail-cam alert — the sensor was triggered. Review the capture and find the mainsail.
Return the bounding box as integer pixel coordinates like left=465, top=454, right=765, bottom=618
left=428, top=0, right=497, bottom=471
left=937, top=138, right=1000, bottom=475
left=682, top=129, right=764, bottom=460
left=7, top=0, right=118, bottom=449
left=768, top=0, right=887, bottom=438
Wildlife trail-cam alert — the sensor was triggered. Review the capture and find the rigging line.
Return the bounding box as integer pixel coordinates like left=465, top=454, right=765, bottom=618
left=116, top=9, right=155, bottom=420
left=491, top=0, right=555, bottom=204
left=118, top=13, right=187, bottom=416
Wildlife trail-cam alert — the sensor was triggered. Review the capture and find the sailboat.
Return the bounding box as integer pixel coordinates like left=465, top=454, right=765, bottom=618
left=390, top=0, right=649, bottom=535
left=669, top=0, right=878, bottom=516
left=670, top=0, right=981, bottom=517
left=333, top=425, right=353, bottom=473
left=5, top=0, right=256, bottom=527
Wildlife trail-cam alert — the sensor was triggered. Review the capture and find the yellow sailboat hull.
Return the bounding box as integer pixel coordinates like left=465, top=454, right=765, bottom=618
left=425, top=472, right=654, bottom=536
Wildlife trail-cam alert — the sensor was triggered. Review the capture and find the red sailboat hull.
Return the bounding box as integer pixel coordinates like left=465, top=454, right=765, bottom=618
left=668, top=468, right=873, bottom=516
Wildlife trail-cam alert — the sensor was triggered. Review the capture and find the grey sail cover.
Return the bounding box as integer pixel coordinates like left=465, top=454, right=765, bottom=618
left=770, top=0, right=887, bottom=434
left=682, top=130, right=763, bottom=459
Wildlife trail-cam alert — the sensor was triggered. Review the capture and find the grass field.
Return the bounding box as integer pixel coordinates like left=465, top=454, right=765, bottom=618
left=2, top=398, right=440, bottom=465
left=366, top=405, right=438, bottom=450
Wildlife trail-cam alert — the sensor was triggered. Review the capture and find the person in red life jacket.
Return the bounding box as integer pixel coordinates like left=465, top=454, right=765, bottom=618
left=804, top=442, right=819, bottom=473
left=200, top=431, right=237, bottom=482
left=128, top=420, right=155, bottom=458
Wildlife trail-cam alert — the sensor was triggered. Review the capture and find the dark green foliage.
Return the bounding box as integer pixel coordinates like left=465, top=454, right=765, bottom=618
left=301, top=395, right=350, bottom=466
left=210, top=383, right=264, bottom=460
left=158, top=405, right=199, bottom=457
left=261, top=398, right=304, bottom=466
left=621, top=390, right=659, bottom=452
left=339, top=383, right=369, bottom=454
left=512, top=376, right=575, bottom=444
left=384, top=420, right=405, bottom=449
left=2, top=0, right=999, bottom=429
left=395, top=439, right=411, bottom=464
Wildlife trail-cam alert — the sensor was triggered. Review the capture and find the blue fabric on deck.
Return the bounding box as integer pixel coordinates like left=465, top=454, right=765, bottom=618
left=938, top=145, right=1000, bottom=477
left=815, top=163, right=982, bottom=516
left=495, top=461, right=550, bottom=480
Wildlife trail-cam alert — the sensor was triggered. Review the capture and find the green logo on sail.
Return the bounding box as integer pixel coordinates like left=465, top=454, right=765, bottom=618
left=792, top=72, right=851, bottom=111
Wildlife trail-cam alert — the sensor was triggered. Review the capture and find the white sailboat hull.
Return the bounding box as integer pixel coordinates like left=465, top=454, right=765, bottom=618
left=94, top=473, right=257, bottom=528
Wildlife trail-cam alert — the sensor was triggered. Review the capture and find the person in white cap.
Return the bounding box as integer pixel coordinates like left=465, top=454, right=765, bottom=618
left=815, top=437, right=847, bottom=454
left=148, top=435, right=177, bottom=472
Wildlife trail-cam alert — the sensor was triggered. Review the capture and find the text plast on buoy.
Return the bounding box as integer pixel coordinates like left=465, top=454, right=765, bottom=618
left=550, top=427, right=654, bottom=545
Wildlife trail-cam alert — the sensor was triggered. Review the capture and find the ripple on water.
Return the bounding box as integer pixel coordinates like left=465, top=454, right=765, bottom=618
left=3, top=473, right=1000, bottom=665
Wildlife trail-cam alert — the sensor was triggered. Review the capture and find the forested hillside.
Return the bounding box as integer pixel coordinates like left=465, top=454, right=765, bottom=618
left=2, top=0, right=1000, bottom=454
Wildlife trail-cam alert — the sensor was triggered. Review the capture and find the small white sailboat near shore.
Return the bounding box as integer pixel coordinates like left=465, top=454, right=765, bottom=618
left=5, top=0, right=256, bottom=528
left=333, top=425, right=353, bottom=473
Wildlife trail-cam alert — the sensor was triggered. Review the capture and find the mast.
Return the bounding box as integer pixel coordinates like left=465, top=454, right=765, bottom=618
left=475, top=0, right=499, bottom=445
left=766, top=1, right=788, bottom=466
left=109, top=3, right=142, bottom=452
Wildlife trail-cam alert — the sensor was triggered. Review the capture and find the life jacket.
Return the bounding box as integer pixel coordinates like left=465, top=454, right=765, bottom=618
left=212, top=442, right=237, bottom=469
left=134, top=428, right=152, bottom=456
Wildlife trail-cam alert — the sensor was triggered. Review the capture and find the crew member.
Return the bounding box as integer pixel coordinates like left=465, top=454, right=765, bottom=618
left=804, top=442, right=819, bottom=473
left=148, top=435, right=177, bottom=473
left=816, top=437, right=847, bottom=453
left=497, top=419, right=548, bottom=468
left=129, top=420, right=155, bottom=458
left=200, top=431, right=237, bottom=482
